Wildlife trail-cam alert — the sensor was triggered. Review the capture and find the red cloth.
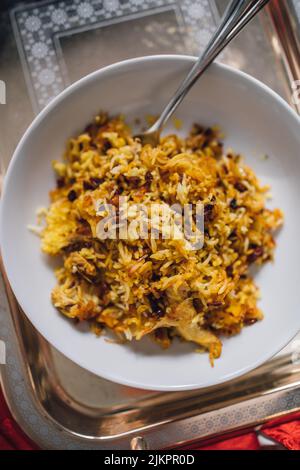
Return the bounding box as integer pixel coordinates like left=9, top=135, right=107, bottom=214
left=0, top=385, right=299, bottom=450
left=261, top=412, right=300, bottom=451
left=188, top=432, right=261, bottom=450
left=0, top=388, right=38, bottom=450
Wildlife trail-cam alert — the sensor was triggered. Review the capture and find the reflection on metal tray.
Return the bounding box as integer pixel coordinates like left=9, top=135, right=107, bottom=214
left=0, top=0, right=300, bottom=449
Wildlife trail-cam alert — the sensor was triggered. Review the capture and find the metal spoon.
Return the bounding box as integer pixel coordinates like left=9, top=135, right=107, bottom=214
left=136, top=0, right=270, bottom=146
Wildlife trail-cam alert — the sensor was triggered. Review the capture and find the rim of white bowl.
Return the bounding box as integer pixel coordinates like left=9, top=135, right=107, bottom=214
left=1, top=55, right=300, bottom=391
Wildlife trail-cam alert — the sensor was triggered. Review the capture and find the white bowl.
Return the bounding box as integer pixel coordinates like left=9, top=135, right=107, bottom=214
left=1, top=55, right=300, bottom=391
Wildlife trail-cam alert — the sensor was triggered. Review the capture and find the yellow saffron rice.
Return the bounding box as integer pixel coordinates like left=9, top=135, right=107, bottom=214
left=40, top=113, right=283, bottom=364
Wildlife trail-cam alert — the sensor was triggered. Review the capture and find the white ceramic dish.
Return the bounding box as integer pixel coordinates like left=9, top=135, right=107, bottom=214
left=1, top=55, right=300, bottom=391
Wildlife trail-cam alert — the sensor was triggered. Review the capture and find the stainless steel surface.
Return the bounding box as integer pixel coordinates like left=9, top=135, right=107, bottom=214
left=0, top=0, right=300, bottom=450
left=137, top=0, right=270, bottom=145
left=266, top=0, right=300, bottom=113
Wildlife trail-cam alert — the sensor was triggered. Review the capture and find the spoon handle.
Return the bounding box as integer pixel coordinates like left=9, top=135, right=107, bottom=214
left=148, top=0, right=270, bottom=135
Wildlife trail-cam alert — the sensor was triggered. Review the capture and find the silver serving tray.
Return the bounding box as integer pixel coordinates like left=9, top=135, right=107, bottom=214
left=0, top=0, right=300, bottom=450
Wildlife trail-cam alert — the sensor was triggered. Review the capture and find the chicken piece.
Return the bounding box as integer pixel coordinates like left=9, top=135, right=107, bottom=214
left=64, top=250, right=98, bottom=281
left=177, top=323, right=222, bottom=365
left=52, top=269, right=101, bottom=321
left=148, top=298, right=222, bottom=363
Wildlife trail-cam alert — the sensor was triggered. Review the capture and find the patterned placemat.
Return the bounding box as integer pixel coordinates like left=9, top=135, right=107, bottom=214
left=10, top=0, right=217, bottom=112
